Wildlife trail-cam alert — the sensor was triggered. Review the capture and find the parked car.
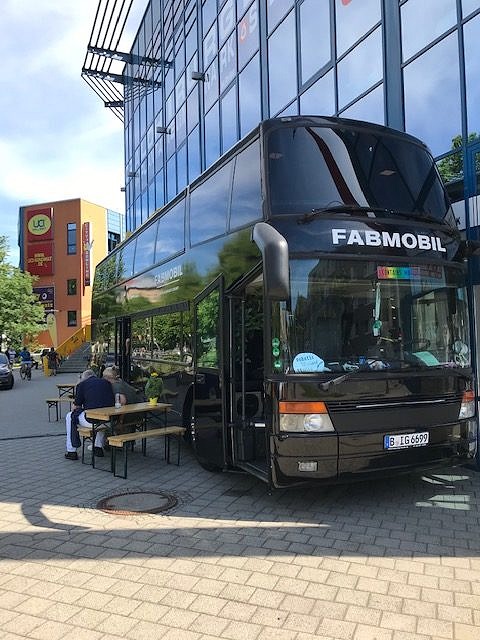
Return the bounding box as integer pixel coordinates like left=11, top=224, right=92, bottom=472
left=0, top=353, right=14, bottom=389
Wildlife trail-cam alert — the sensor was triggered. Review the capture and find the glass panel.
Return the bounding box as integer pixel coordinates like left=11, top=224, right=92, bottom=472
left=221, top=85, right=238, bottom=153
left=401, top=0, right=457, bottom=62
left=239, top=54, right=261, bottom=136
left=335, top=0, right=381, bottom=56
left=67, top=311, right=77, bottom=327
left=190, top=162, right=232, bottom=245
left=177, top=143, right=188, bottom=191
left=167, top=155, right=177, bottom=202
left=230, top=140, right=262, bottom=229
left=267, top=0, right=293, bottom=33
left=219, top=31, right=237, bottom=92
left=437, top=151, right=464, bottom=204
left=462, top=0, right=480, bottom=17
left=205, top=103, right=220, bottom=168
left=268, top=10, right=297, bottom=116
left=187, top=86, right=199, bottom=133
left=340, top=84, right=384, bottom=125
left=267, top=124, right=451, bottom=219
left=404, top=33, right=461, bottom=156
left=204, top=58, right=219, bottom=112
left=67, top=279, right=77, bottom=295
left=238, top=1, right=259, bottom=69
left=203, top=23, right=217, bottom=68
left=196, top=288, right=220, bottom=368
left=117, top=238, right=136, bottom=281
left=282, top=259, right=470, bottom=373
left=464, top=15, right=480, bottom=140
left=134, top=222, right=157, bottom=274
left=300, top=0, right=331, bottom=84
left=188, top=127, right=201, bottom=181
left=219, top=0, right=236, bottom=47
left=299, top=70, right=335, bottom=116
left=203, top=0, right=217, bottom=35
left=337, top=27, right=382, bottom=110
left=155, top=199, right=185, bottom=262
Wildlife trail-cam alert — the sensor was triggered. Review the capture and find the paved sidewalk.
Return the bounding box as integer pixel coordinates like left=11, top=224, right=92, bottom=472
left=0, top=369, right=479, bottom=640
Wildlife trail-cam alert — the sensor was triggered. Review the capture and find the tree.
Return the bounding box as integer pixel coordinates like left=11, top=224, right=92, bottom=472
left=437, top=133, right=480, bottom=184
left=0, top=236, right=45, bottom=347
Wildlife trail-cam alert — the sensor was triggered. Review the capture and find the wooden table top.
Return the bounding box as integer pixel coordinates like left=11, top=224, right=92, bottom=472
left=85, top=402, right=172, bottom=422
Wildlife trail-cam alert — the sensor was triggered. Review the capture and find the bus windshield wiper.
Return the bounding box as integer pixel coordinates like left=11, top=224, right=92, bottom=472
left=299, top=205, right=392, bottom=224
left=299, top=205, right=442, bottom=225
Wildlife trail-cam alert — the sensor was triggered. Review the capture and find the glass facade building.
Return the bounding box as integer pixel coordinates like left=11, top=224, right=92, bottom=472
left=118, top=0, right=480, bottom=240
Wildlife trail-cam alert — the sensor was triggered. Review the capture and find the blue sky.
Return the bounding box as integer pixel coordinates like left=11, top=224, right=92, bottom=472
left=0, top=1, right=145, bottom=265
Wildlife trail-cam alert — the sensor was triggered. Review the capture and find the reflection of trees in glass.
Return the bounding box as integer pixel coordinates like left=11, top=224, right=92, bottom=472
left=437, top=133, right=480, bottom=184
left=196, top=289, right=219, bottom=367
left=153, top=311, right=193, bottom=353
left=216, top=229, right=261, bottom=286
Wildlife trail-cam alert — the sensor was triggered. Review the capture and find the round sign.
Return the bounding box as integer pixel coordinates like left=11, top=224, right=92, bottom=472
left=28, top=214, right=51, bottom=236
left=292, top=352, right=326, bottom=373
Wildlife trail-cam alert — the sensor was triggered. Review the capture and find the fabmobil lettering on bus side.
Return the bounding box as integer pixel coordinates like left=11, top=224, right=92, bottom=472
left=331, top=229, right=447, bottom=252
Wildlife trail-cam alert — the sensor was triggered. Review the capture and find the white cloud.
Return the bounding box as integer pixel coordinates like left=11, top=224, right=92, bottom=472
left=0, top=0, right=147, bottom=264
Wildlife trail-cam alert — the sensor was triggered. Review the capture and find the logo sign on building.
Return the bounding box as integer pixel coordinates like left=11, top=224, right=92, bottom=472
left=33, top=286, right=55, bottom=315
left=82, top=222, right=92, bottom=286
left=26, top=208, right=53, bottom=242
left=27, top=242, right=54, bottom=275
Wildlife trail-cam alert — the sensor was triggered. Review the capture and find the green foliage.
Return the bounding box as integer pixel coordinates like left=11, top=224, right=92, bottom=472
left=0, top=236, right=45, bottom=345
left=144, top=373, right=163, bottom=398
left=437, top=133, right=480, bottom=184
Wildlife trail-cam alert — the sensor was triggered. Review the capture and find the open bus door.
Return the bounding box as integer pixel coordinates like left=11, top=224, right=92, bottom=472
left=115, top=317, right=131, bottom=381
left=227, top=269, right=269, bottom=482
left=192, top=277, right=227, bottom=470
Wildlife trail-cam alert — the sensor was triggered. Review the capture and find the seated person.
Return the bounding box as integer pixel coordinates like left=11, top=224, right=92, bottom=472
left=102, top=366, right=144, bottom=434
left=65, top=369, right=114, bottom=460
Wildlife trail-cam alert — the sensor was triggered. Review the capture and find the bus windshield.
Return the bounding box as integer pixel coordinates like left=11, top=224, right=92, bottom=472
left=280, top=259, right=470, bottom=374
left=267, top=125, right=451, bottom=220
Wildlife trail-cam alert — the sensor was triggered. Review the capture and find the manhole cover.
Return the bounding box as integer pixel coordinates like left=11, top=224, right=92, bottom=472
left=97, top=490, right=178, bottom=515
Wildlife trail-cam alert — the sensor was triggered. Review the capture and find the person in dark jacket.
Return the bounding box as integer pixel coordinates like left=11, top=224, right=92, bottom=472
left=64, top=369, right=114, bottom=460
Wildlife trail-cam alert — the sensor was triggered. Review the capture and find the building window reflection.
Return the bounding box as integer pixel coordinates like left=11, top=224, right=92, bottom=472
left=404, top=33, right=461, bottom=157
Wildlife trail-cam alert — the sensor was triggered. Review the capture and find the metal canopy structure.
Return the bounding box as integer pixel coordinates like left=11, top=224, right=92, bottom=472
left=82, top=0, right=168, bottom=122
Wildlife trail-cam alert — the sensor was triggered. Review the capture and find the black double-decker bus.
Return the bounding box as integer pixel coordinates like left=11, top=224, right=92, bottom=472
left=92, top=116, right=478, bottom=487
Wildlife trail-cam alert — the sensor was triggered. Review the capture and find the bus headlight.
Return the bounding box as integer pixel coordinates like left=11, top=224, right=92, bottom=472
left=279, top=402, right=334, bottom=432
left=459, top=390, right=475, bottom=419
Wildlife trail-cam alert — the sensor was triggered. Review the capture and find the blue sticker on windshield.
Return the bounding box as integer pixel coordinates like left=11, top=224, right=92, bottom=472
left=292, top=353, right=325, bottom=373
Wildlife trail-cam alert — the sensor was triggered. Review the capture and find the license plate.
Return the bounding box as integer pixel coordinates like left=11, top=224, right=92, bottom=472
left=384, top=432, right=429, bottom=450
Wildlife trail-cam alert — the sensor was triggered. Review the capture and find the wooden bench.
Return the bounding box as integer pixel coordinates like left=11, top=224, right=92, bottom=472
left=77, top=426, right=108, bottom=467
left=108, top=427, right=186, bottom=479
left=45, top=397, right=74, bottom=421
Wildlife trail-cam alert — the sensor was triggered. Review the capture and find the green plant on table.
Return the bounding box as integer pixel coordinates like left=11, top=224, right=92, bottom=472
left=144, top=372, right=163, bottom=399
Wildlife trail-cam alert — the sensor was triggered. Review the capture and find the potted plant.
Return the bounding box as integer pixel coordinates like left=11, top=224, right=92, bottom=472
left=144, top=372, right=163, bottom=405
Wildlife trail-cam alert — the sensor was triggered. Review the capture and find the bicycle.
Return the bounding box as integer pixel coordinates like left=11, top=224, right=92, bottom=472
left=19, top=361, right=32, bottom=381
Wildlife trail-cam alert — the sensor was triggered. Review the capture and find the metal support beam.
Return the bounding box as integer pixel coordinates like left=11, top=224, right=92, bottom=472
left=82, top=68, right=161, bottom=88
left=87, top=45, right=172, bottom=68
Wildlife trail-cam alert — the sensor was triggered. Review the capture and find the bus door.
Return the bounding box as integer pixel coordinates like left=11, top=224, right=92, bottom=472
left=192, top=278, right=227, bottom=470
left=228, top=271, right=268, bottom=480
left=115, top=317, right=131, bottom=381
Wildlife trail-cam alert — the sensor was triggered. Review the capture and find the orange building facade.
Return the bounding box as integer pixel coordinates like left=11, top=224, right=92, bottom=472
left=19, top=198, right=123, bottom=348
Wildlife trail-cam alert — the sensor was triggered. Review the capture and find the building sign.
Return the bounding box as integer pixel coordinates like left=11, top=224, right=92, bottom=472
left=82, top=222, right=92, bottom=286
left=331, top=228, right=447, bottom=252
left=26, top=208, right=53, bottom=242
left=238, top=3, right=258, bottom=69
left=27, top=242, right=54, bottom=275
left=33, top=286, right=55, bottom=315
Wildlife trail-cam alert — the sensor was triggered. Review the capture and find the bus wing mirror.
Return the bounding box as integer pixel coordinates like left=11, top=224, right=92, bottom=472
left=252, top=222, right=290, bottom=300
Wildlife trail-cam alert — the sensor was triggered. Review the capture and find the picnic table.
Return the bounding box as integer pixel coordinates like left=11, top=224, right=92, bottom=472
left=56, top=383, right=77, bottom=397
left=83, top=402, right=175, bottom=473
